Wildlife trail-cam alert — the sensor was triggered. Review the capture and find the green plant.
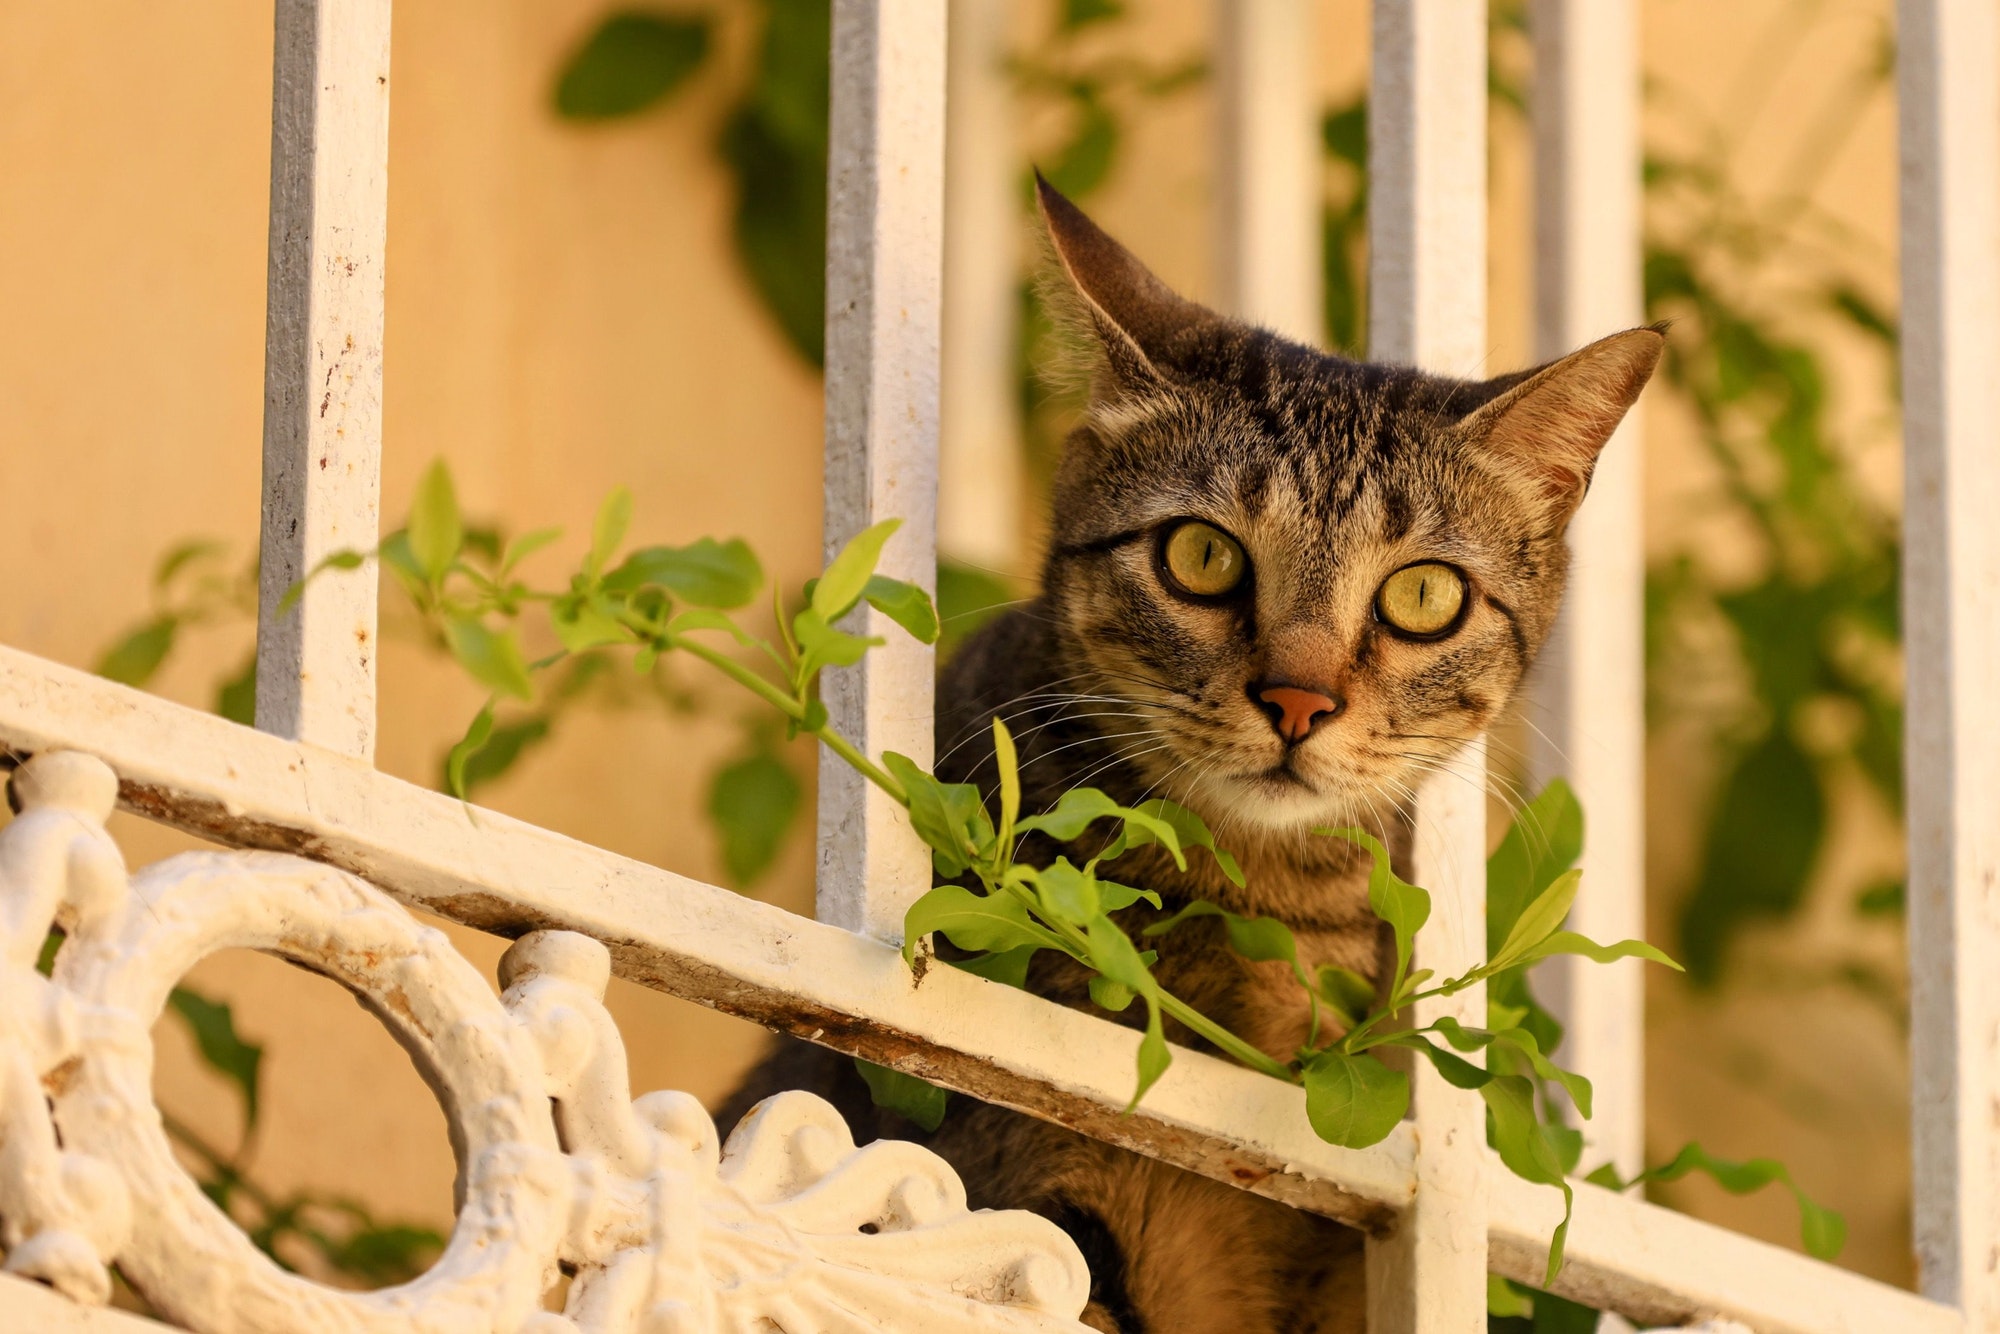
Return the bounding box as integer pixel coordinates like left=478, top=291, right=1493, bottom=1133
left=1641, top=104, right=1904, bottom=988
left=553, top=1, right=828, bottom=364
left=94, top=541, right=257, bottom=725
left=283, top=462, right=1840, bottom=1289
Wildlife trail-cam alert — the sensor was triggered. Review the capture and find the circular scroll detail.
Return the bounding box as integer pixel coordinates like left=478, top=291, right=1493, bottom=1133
left=50, top=850, right=570, bottom=1334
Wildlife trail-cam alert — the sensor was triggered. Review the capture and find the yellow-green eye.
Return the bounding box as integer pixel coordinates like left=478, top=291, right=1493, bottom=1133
left=1376, top=562, right=1467, bottom=637
left=1161, top=521, right=1248, bottom=598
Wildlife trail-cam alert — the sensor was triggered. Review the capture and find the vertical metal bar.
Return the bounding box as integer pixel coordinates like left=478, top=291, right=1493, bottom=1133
left=820, top=0, right=946, bottom=941
left=1213, top=0, right=1322, bottom=342
left=255, top=0, right=391, bottom=762
left=940, top=0, right=1023, bottom=569
left=1527, top=0, right=1646, bottom=1183
left=1897, top=0, right=2000, bottom=1322
left=1363, top=4, right=1490, bottom=1329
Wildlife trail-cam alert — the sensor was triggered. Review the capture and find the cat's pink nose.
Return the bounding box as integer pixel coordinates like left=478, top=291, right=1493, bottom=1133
left=1254, top=683, right=1343, bottom=743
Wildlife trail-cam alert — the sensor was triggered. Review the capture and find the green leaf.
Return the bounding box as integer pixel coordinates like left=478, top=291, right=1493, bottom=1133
left=276, top=548, right=369, bottom=616
left=154, top=538, right=228, bottom=588
left=1302, top=1050, right=1409, bottom=1148
left=993, top=716, right=1021, bottom=848
left=1322, top=828, right=1431, bottom=996
left=500, top=526, right=563, bottom=575
left=1386, top=1034, right=1493, bottom=1090
left=1032, top=857, right=1100, bottom=923
left=792, top=607, right=879, bottom=678
left=1019, top=790, right=1186, bottom=869
left=1486, top=1275, right=1535, bottom=1320
left=407, top=460, right=463, bottom=585
left=551, top=596, right=636, bottom=653
left=462, top=525, right=504, bottom=563
left=379, top=530, right=426, bottom=597
left=168, top=987, right=264, bottom=1131
left=881, top=753, right=992, bottom=876
left=447, top=713, right=550, bottom=796
left=1483, top=1074, right=1574, bottom=1284
left=445, top=701, right=496, bottom=799
left=902, top=885, right=1064, bottom=964
left=706, top=747, right=801, bottom=887
left=1062, top=0, right=1124, bottom=28
left=606, top=538, right=763, bottom=607
left=1143, top=901, right=1299, bottom=971
left=1677, top=728, right=1826, bottom=983
left=937, top=559, right=1014, bottom=659
left=863, top=575, right=941, bottom=644
left=1613, top=1142, right=1845, bottom=1261
left=1854, top=878, right=1905, bottom=917
left=1042, top=96, right=1118, bottom=198
left=1486, top=779, right=1584, bottom=955
left=1430, top=1018, right=1594, bottom=1121
left=554, top=12, right=711, bottom=120
left=1083, top=916, right=1172, bottom=1110
left=813, top=519, right=901, bottom=622
left=587, top=485, right=633, bottom=575
left=443, top=618, right=535, bottom=701
left=97, top=615, right=177, bottom=687
left=1118, top=799, right=1245, bottom=886
left=1490, top=869, right=1583, bottom=972
left=1315, top=965, right=1378, bottom=1025
left=215, top=653, right=257, bottom=725
left=1097, top=881, right=1163, bottom=912
left=1016, top=787, right=1129, bottom=841
left=1512, top=931, right=1683, bottom=973
left=666, top=608, right=755, bottom=645
left=719, top=72, right=828, bottom=364
left=321, top=1221, right=446, bottom=1287
left=854, top=1059, right=948, bottom=1132
left=1531, top=1288, right=1601, bottom=1334
left=952, top=945, right=1038, bottom=989
left=1089, top=973, right=1136, bottom=1012
left=1133, top=1011, right=1171, bottom=1111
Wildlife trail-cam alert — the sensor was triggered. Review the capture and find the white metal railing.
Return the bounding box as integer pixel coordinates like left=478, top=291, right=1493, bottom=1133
left=0, top=0, right=1993, bottom=1331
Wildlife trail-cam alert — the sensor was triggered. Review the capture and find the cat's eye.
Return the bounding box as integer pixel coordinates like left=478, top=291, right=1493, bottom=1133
left=1375, top=562, right=1467, bottom=638
left=1159, top=521, right=1248, bottom=599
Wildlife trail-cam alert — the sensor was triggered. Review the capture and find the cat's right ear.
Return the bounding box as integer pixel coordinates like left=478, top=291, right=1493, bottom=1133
left=1036, top=173, right=1214, bottom=398
left=1456, top=326, right=1664, bottom=530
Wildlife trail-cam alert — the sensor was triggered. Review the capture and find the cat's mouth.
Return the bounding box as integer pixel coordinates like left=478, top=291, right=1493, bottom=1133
left=1249, top=758, right=1313, bottom=789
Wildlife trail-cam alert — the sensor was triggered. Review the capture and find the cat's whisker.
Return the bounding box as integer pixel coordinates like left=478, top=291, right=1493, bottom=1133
left=1057, top=740, right=1181, bottom=806
left=934, top=686, right=1134, bottom=767
left=1388, top=751, right=1533, bottom=831
left=1002, top=710, right=1158, bottom=755
left=1014, top=728, right=1168, bottom=785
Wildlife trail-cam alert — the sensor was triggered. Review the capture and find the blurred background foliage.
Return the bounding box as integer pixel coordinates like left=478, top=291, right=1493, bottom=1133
left=88, top=0, right=1907, bottom=1294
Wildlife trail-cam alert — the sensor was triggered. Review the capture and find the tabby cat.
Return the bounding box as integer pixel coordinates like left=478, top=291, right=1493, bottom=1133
left=722, top=179, right=1662, bottom=1333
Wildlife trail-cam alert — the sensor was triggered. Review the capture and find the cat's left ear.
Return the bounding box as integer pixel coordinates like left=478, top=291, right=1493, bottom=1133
left=1456, top=327, right=1665, bottom=527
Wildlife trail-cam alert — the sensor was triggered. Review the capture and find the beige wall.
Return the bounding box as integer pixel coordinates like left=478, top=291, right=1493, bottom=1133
left=0, top=0, right=1911, bottom=1294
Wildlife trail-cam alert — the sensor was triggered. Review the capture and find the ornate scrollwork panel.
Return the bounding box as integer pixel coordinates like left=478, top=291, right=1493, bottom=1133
left=0, top=751, right=1094, bottom=1333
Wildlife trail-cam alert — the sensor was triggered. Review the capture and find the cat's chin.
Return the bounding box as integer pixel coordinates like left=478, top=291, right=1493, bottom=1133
left=1183, top=765, right=1374, bottom=834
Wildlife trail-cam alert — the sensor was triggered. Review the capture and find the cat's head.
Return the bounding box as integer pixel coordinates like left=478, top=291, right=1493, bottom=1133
left=1033, top=179, right=1661, bottom=836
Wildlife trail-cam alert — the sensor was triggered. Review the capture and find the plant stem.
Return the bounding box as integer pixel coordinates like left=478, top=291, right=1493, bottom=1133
left=664, top=635, right=801, bottom=719
left=670, top=633, right=908, bottom=805
left=813, top=723, right=908, bottom=805
left=992, top=875, right=1296, bottom=1083
left=1156, top=991, right=1297, bottom=1082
